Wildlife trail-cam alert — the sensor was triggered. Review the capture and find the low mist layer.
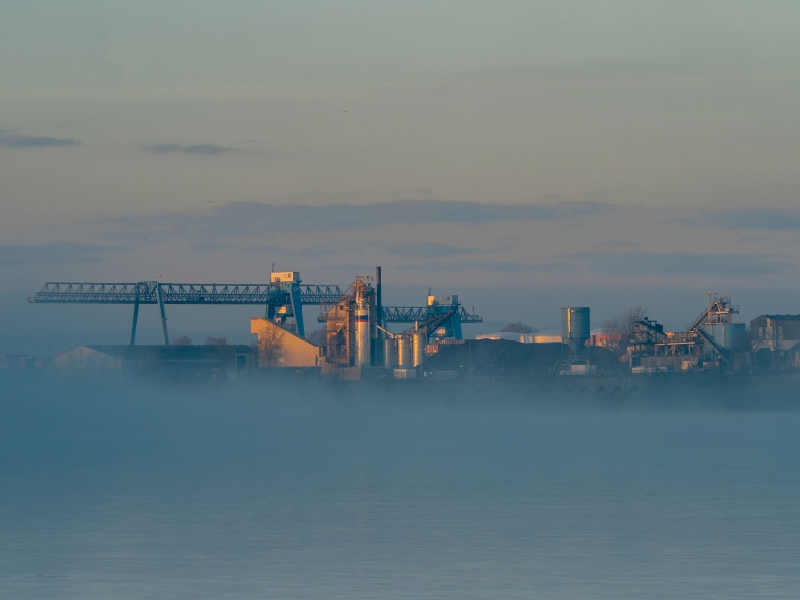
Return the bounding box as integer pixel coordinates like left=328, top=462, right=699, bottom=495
left=1, top=377, right=799, bottom=598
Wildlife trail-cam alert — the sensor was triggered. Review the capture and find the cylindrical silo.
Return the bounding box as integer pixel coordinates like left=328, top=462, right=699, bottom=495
left=561, top=307, right=590, bottom=354
left=397, top=334, right=412, bottom=368
left=355, top=301, right=370, bottom=367
left=383, top=337, right=398, bottom=369
left=707, top=323, right=747, bottom=352
left=411, top=331, right=426, bottom=367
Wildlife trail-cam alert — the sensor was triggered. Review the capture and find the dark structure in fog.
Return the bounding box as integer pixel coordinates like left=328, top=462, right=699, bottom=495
left=750, top=315, right=800, bottom=370
left=45, top=345, right=253, bottom=380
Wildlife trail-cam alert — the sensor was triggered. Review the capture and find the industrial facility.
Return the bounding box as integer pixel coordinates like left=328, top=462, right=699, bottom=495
left=27, top=267, right=482, bottom=379
left=20, top=272, right=800, bottom=383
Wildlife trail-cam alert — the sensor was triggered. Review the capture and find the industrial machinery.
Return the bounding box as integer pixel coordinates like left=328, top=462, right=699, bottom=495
left=319, top=275, right=377, bottom=368
left=382, top=293, right=481, bottom=340
left=379, top=319, right=451, bottom=370
left=319, top=272, right=479, bottom=370
left=29, top=267, right=483, bottom=373
left=691, top=293, right=745, bottom=363
left=625, top=293, right=744, bottom=369
left=29, top=276, right=344, bottom=345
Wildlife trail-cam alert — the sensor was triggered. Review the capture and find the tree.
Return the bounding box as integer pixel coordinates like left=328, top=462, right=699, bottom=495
left=306, top=328, right=326, bottom=346
left=603, top=305, right=648, bottom=336
left=500, top=321, right=535, bottom=334
left=602, top=306, right=647, bottom=353
left=258, top=326, right=285, bottom=368
left=206, top=336, right=227, bottom=346
left=172, top=336, right=192, bottom=346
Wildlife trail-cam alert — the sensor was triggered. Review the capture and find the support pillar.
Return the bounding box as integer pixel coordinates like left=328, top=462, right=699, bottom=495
left=451, top=312, right=463, bottom=340
left=130, top=297, right=140, bottom=345
left=157, top=282, right=169, bottom=346
left=290, top=282, right=305, bottom=338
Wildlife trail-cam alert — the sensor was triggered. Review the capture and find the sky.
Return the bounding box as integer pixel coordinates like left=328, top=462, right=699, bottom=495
left=2, top=1, right=800, bottom=353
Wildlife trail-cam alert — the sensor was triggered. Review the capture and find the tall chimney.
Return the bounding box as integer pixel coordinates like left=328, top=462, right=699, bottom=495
left=376, top=266, right=383, bottom=328
left=375, top=266, right=383, bottom=367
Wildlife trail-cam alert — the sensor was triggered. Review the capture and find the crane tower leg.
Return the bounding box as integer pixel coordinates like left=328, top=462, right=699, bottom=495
left=290, top=283, right=305, bottom=338
left=157, top=283, right=169, bottom=346
left=130, top=299, right=140, bottom=345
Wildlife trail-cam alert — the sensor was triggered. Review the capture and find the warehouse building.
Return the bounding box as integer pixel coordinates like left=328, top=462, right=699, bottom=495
left=250, top=318, right=323, bottom=368
left=44, top=344, right=253, bottom=379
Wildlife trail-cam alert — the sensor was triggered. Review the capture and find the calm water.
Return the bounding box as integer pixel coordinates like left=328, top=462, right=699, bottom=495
left=1, top=378, right=800, bottom=599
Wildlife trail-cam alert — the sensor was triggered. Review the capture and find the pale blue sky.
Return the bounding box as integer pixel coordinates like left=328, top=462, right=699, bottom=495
left=2, top=1, right=800, bottom=351
left=2, top=2, right=799, bottom=87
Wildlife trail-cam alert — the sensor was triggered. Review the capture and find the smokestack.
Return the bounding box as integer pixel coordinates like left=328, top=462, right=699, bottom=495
left=375, top=266, right=383, bottom=367
left=376, top=266, right=383, bottom=328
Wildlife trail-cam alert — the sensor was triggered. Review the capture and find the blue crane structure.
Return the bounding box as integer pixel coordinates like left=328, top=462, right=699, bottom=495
left=29, top=280, right=344, bottom=345
left=381, top=305, right=480, bottom=339
left=29, top=280, right=482, bottom=345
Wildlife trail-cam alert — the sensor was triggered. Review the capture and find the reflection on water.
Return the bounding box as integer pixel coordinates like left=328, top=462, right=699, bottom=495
left=1, top=378, right=800, bottom=599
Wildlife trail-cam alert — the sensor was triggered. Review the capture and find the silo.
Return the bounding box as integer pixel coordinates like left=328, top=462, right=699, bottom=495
left=355, top=301, right=370, bottom=367
left=397, top=334, right=412, bottom=368
left=383, top=337, right=398, bottom=369
left=411, top=331, right=426, bottom=367
left=561, top=307, right=590, bottom=354
left=707, top=323, right=747, bottom=352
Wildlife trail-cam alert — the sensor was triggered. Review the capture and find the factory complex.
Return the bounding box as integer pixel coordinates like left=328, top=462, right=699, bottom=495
left=9, top=267, right=800, bottom=386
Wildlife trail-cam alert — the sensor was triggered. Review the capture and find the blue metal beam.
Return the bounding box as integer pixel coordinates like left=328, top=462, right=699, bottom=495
left=382, top=306, right=482, bottom=324
left=29, top=282, right=344, bottom=305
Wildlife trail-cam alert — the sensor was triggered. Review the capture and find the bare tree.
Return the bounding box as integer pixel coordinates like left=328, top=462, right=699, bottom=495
left=306, top=328, right=326, bottom=346
left=500, top=321, right=535, bottom=334
left=258, top=327, right=285, bottom=368
left=603, top=305, right=648, bottom=336
left=172, top=335, right=192, bottom=346
left=602, top=305, right=647, bottom=353
left=206, top=336, right=227, bottom=346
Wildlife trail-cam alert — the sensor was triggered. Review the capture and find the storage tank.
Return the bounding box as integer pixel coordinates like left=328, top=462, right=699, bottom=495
left=397, top=334, right=412, bottom=368
left=706, top=323, right=747, bottom=352
left=561, top=307, right=590, bottom=354
left=411, top=331, right=426, bottom=367
left=355, top=301, right=370, bottom=367
left=383, top=337, right=398, bottom=369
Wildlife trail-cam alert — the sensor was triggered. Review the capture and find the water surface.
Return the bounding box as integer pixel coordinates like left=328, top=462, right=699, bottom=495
left=1, top=378, right=799, bottom=598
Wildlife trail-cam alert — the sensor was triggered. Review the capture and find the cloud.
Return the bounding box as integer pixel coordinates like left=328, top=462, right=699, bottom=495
left=376, top=242, right=483, bottom=259
left=676, top=208, right=800, bottom=231
left=492, top=61, right=703, bottom=82
left=143, top=144, right=241, bottom=155
left=395, top=260, right=574, bottom=273
left=241, top=242, right=359, bottom=260
left=0, top=130, right=80, bottom=148
left=226, top=240, right=502, bottom=262
left=91, top=199, right=618, bottom=240
left=446, top=260, right=573, bottom=273
left=595, top=240, right=642, bottom=250
left=570, top=251, right=795, bottom=277
left=187, top=241, right=235, bottom=252
left=0, top=243, right=123, bottom=266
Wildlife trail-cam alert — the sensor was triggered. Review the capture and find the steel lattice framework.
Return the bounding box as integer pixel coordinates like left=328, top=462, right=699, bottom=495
left=29, top=282, right=344, bottom=305
left=383, top=306, right=482, bottom=324
left=29, top=281, right=481, bottom=346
